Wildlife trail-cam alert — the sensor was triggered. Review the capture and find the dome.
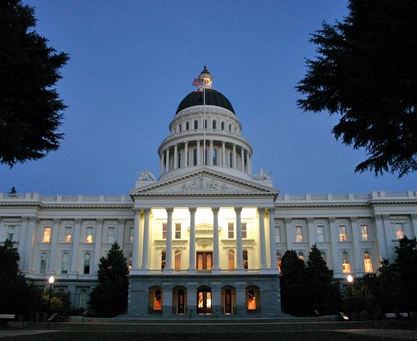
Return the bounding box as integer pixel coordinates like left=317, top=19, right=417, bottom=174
left=176, top=89, right=235, bottom=114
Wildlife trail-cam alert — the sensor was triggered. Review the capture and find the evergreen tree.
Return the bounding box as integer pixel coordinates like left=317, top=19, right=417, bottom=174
left=0, top=0, right=69, bottom=167
left=297, top=0, right=417, bottom=177
left=89, top=242, right=129, bottom=317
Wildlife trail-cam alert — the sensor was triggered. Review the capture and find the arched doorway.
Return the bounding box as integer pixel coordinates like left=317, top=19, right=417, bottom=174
left=173, top=287, right=187, bottom=315
left=222, top=286, right=236, bottom=315
left=197, top=287, right=212, bottom=315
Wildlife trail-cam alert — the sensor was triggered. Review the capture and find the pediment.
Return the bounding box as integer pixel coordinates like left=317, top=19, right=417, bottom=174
left=129, top=168, right=279, bottom=198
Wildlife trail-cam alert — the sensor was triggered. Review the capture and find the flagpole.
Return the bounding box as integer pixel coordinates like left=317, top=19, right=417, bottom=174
left=203, top=83, right=206, bottom=167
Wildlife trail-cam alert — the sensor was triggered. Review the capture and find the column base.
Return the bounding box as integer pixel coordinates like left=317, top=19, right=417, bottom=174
left=164, top=268, right=173, bottom=275
left=212, top=267, right=221, bottom=275
left=187, top=268, right=197, bottom=275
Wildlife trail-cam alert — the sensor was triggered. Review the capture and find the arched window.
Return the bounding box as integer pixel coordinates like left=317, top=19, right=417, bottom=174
left=364, top=251, right=373, bottom=272
left=186, top=122, right=189, bottom=130
left=79, top=289, right=88, bottom=309
left=40, top=252, right=47, bottom=274
left=247, top=288, right=256, bottom=310
left=298, top=252, right=305, bottom=261
left=84, top=253, right=91, bottom=274
left=194, top=120, right=198, bottom=129
left=228, top=250, right=234, bottom=270
left=342, top=251, right=350, bottom=273
left=161, top=251, right=166, bottom=270
left=175, top=251, right=181, bottom=270
left=276, top=252, right=282, bottom=273
left=62, top=252, right=69, bottom=274
left=221, top=121, right=225, bottom=130
left=229, top=124, right=232, bottom=132
left=212, top=120, right=216, bottom=130
left=243, top=250, right=248, bottom=269
left=154, top=289, right=162, bottom=310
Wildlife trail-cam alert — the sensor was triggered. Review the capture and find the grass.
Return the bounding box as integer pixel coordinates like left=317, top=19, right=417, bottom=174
left=0, top=331, right=407, bottom=341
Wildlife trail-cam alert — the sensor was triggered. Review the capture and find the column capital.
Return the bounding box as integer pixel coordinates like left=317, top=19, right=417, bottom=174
left=118, top=218, right=125, bottom=224
left=211, top=207, right=220, bottom=213
left=234, top=207, right=242, bottom=213
left=96, top=219, right=104, bottom=225
left=268, top=207, right=275, bottom=214
left=166, top=207, right=174, bottom=213
left=188, top=207, right=197, bottom=213
left=329, top=217, right=336, bottom=223
left=53, top=218, right=61, bottom=224
left=412, top=214, right=417, bottom=220
left=75, top=218, right=82, bottom=225
left=143, top=207, right=152, bottom=213
left=350, top=216, right=358, bottom=223
left=307, top=217, right=314, bottom=223
left=285, top=218, right=292, bottom=224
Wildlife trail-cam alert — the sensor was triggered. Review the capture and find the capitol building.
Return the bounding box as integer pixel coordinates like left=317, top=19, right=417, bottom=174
left=1, top=67, right=416, bottom=317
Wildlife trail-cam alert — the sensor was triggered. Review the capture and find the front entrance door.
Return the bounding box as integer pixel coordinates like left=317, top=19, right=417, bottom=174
left=197, top=289, right=212, bottom=315
left=197, top=252, right=212, bottom=270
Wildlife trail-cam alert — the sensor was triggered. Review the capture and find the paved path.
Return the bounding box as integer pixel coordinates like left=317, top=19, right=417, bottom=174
left=0, top=330, right=56, bottom=338
left=337, top=329, right=417, bottom=340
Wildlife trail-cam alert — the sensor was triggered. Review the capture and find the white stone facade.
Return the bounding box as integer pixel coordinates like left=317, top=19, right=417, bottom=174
left=1, top=68, right=416, bottom=317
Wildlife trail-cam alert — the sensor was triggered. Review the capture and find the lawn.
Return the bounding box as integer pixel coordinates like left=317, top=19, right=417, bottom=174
left=0, top=331, right=406, bottom=341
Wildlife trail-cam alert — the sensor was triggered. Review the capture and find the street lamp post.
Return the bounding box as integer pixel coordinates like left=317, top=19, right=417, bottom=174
left=347, top=274, right=354, bottom=316
left=48, top=276, right=54, bottom=329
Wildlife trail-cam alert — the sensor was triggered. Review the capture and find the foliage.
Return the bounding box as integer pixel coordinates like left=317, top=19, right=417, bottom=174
left=0, top=239, right=43, bottom=316
left=0, top=0, right=69, bottom=167
left=89, top=242, right=129, bottom=317
left=297, top=0, right=417, bottom=177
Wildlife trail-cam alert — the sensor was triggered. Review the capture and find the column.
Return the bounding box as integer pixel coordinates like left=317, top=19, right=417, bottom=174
left=141, top=208, right=151, bottom=271
left=23, top=216, right=36, bottom=274
left=131, top=209, right=140, bottom=270
left=209, top=140, right=213, bottom=166
left=258, top=208, right=267, bottom=270
left=93, top=219, right=103, bottom=273
left=382, top=214, right=394, bottom=261
left=188, top=207, right=197, bottom=273
left=329, top=217, right=341, bottom=274
left=48, top=218, right=60, bottom=273
left=196, top=140, right=200, bottom=166
left=351, top=217, right=362, bottom=274
left=70, top=219, right=81, bottom=275
left=166, top=148, right=170, bottom=172
left=18, top=217, right=28, bottom=271
left=268, top=208, right=278, bottom=270
left=174, top=144, right=178, bottom=170
left=159, top=152, right=164, bottom=175
left=412, top=214, right=417, bottom=239
left=212, top=207, right=220, bottom=273
left=307, top=217, right=315, bottom=246
left=235, top=207, right=244, bottom=273
left=222, top=141, right=226, bottom=167
left=117, top=219, right=125, bottom=245
left=240, top=148, right=244, bottom=171
left=165, top=207, right=174, bottom=273
left=233, top=144, right=237, bottom=169
left=184, top=142, right=189, bottom=167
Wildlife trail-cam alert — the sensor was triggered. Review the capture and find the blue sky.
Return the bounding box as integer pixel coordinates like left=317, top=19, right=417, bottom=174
left=1, top=0, right=415, bottom=196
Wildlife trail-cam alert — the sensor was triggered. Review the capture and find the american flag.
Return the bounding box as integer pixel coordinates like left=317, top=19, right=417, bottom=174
left=192, top=78, right=203, bottom=86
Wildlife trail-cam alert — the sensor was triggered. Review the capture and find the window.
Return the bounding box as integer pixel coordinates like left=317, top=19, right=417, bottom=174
left=43, top=226, right=51, bottom=243
left=162, top=224, right=167, bottom=239
left=154, top=289, right=162, bottom=310
left=276, top=252, right=282, bottom=273
left=204, top=148, right=208, bottom=165
left=229, top=152, right=233, bottom=168
left=339, top=225, right=347, bottom=241
left=129, top=227, right=134, bottom=244
left=395, top=223, right=404, bottom=239
left=212, top=120, right=216, bottom=130
left=107, top=227, right=115, bottom=244
left=247, top=289, right=256, bottom=310
left=186, top=122, right=189, bottom=130
left=194, top=120, right=198, bottom=129
left=193, top=149, right=198, bottom=166
left=275, top=226, right=281, bottom=243
left=175, top=223, right=181, bottom=239
left=317, top=225, right=325, bottom=242
left=361, top=225, right=368, bottom=241
left=84, top=253, right=91, bottom=274
left=241, top=223, right=247, bottom=239
left=298, top=252, right=305, bottom=261
left=243, top=250, right=248, bottom=269
left=342, top=252, right=350, bottom=273
left=178, top=152, right=181, bottom=168
left=86, top=227, right=93, bottom=243
left=228, top=251, right=235, bottom=270
left=221, top=121, right=225, bottom=130
left=161, top=251, right=166, bottom=269
left=179, top=124, right=182, bottom=132
left=40, top=252, right=47, bottom=274
left=321, top=252, right=326, bottom=262
left=229, top=124, right=232, bottom=131
left=295, top=226, right=303, bottom=243
left=228, top=223, right=234, bottom=239
left=7, top=225, right=15, bottom=241
left=62, top=253, right=69, bottom=274
left=204, top=119, right=207, bottom=129
left=128, top=252, right=132, bottom=269
left=364, top=251, right=373, bottom=272
left=79, top=290, right=88, bottom=309
left=175, top=251, right=181, bottom=270
left=213, top=149, right=217, bottom=166
left=65, top=226, right=72, bottom=243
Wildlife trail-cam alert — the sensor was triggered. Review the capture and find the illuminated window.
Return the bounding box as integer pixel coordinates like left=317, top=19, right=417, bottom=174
left=317, top=225, right=325, bottom=242
left=342, top=252, right=350, bottom=273
left=65, top=226, right=72, bottom=243
left=213, top=149, right=217, bottom=165
left=321, top=252, right=326, bottom=262
left=276, top=252, right=282, bottom=273
left=7, top=225, right=16, bottom=241
left=40, top=252, right=47, bottom=274
left=364, top=251, right=373, bottom=272
left=361, top=225, right=368, bottom=241
left=212, top=120, right=216, bottom=129
left=275, top=226, right=281, bottom=243
left=243, top=250, right=248, bottom=269
left=221, top=121, right=225, bottom=130
left=162, top=224, right=167, bottom=239
left=339, top=225, right=347, bottom=241
left=86, top=227, right=93, bottom=243
left=295, top=226, right=303, bottom=243
left=175, top=251, right=181, bottom=270
left=128, top=252, right=132, bottom=270
left=298, top=252, right=305, bottom=261
left=228, top=250, right=235, bottom=270
left=395, top=223, right=404, bottom=239
left=186, top=122, right=189, bottom=130
left=43, top=226, right=51, bottom=243
left=228, top=223, right=234, bottom=239
left=154, top=289, right=162, bottom=310
left=129, top=227, right=134, bottom=243
left=62, top=253, right=69, bottom=274
left=175, top=223, right=181, bottom=239
left=107, top=227, right=115, bottom=244
left=84, top=253, right=91, bottom=274
left=161, top=251, right=166, bottom=269
left=194, top=120, right=198, bottom=129
left=247, top=289, right=256, bottom=310
left=241, top=223, right=247, bottom=239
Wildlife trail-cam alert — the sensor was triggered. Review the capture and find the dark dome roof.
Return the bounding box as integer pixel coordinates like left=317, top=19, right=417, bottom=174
left=176, top=89, right=235, bottom=115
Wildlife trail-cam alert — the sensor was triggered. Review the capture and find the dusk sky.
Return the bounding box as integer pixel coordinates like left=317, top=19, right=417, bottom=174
left=1, top=0, right=415, bottom=196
